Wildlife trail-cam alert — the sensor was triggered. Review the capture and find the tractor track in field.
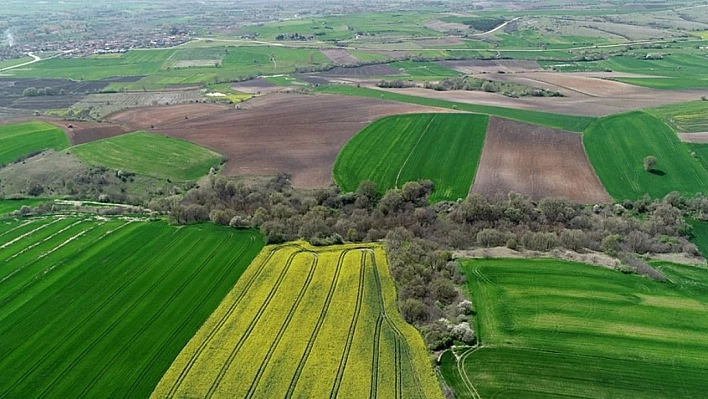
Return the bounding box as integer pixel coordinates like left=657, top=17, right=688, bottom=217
left=0, top=220, right=35, bottom=241
left=369, top=250, right=426, bottom=398
left=285, top=249, right=350, bottom=399
left=329, top=250, right=367, bottom=399
left=204, top=249, right=306, bottom=399
left=163, top=244, right=284, bottom=399
left=121, top=235, right=258, bottom=399
left=394, top=115, right=436, bottom=189
left=0, top=221, right=133, bottom=327
left=77, top=233, right=240, bottom=398
left=0, top=225, right=182, bottom=397
left=244, top=252, right=320, bottom=399
left=457, top=346, right=483, bottom=399
left=32, top=235, right=211, bottom=398
left=370, top=314, right=384, bottom=399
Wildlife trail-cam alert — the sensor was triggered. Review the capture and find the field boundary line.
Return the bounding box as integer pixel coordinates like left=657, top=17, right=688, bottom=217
left=31, top=235, right=210, bottom=398
left=122, top=234, right=258, bottom=399
left=394, top=114, right=436, bottom=189
left=284, top=248, right=350, bottom=399
left=204, top=249, right=306, bottom=398
left=77, top=233, right=244, bottom=398
left=163, top=244, right=285, bottom=398
left=244, top=252, right=319, bottom=399
left=329, top=250, right=367, bottom=399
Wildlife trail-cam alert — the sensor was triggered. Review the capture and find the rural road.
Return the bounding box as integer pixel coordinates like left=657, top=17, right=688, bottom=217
left=0, top=52, right=41, bottom=72
left=469, top=17, right=522, bottom=36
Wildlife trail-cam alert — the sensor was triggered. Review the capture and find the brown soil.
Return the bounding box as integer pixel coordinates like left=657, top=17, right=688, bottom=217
left=232, top=78, right=281, bottom=94
left=438, top=59, right=542, bottom=74
left=416, top=38, right=464, bottom=46
left=320, top=49, right=359, bottom=64
left=678, top=133, right=708, bottom=143
left=106, top=103, right=229, bottom=131
left=46, top=120, right=129, bottom=145
left=152, top=93, right=447, bottom=188
left=321, top=64, right=403, bottom=77
left=375, top=79, right=706, bottom=116
left=471, top=117, right=611, bottom=203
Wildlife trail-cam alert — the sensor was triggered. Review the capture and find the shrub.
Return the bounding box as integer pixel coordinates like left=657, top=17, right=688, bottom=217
left=644, top=155, right=657, bottom=172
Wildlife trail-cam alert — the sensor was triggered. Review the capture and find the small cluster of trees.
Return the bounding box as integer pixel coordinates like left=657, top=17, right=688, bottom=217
left=424, top=77, right=563, bottom=98
left=22, top=86, right=66, bottom=97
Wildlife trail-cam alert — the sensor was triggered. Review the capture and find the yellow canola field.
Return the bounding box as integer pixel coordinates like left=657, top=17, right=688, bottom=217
left=151, top=242, right=444, bottom=399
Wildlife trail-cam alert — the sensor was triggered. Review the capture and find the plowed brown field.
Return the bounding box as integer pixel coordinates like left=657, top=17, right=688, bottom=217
left=153, top=93, right=446, bottom=188
left=320, top=48, right=359, bottom=64
left=471, top=117, right=611, bottom=203
left=106, top=103, right=229, bottom=131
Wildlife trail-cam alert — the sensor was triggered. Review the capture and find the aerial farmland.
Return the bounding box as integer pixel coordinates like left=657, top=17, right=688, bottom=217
left=2, top=0, right=708, bottom=398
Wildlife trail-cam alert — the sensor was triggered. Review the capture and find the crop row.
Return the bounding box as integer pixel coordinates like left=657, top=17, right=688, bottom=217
left=152, top=242, right=445, bottom=399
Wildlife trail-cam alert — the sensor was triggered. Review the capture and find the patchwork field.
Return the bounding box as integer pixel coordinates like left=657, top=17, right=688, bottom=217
left=0, top=216, right=263, bottom=398
left=441, top=258, right=708, bottom=399
left=151, top=242, right=443, bottom=399
left=153, top=93, right=444, bottom=188
left=584, top=111, right=708, bottom=200
left=43, top=119, right=128, bottom=146
left=647, top=100, right=708, bottom=133
left=0, top=121, right=70, bottom=165
left=471, top=117, right=610, bottom=203
left=334, top=113, right=488, bottom=202
left=70, top=132, right=224, bottom=181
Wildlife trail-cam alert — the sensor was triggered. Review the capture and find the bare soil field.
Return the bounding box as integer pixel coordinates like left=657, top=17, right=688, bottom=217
left=320, top=48, right=359, bottom=64
left=294, top=74, right=332, bottom=85
left=321, top=64, right=404, bottom=77
left=374, top=75, right=706, bottom=116
left=45, top=119, right=129, bottom=145
left=438, top=60, right=542, bottom=74
left=232, top=78, right=281, bottom=94
left=72, top=89, right=205, bottom=118
left=106, top=103, right=228, bottom=131
left=424, top=20, right=469, bottom=32
left=471, top=117, right=611, bottom=203
left=417, top=37, right=464, bottom=46
left=153, top=93, right=446, bottom=188
left=679, top=133, right=708, bottom=143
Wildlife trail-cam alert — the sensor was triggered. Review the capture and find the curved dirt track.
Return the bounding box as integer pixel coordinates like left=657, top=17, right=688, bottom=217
left=153, top=93, right=450, bottom=188
left=471, top=117, right=611, bottom=203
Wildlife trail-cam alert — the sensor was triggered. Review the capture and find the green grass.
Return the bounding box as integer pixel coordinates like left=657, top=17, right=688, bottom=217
left=584, top=111, right=708, bottom=200
left=0, top=56, right=33, bottom=69
left=317, top=85, right=594, bottom=132
left=334, top=113, right=488, bottom=202
left=600, top=54, right=708, bottom=90
left=441, top=258, right=708, bottom=399
left=688, top=220, right=708, bottom=257
left=0, top=121, right=70, bottom=165
left=70, top=132, right=224, bottom=181
left=0, top=199, right=49, bottom=214
left=0, top=217, right=263, bottom=398
left=647, top=101, right=708, bottom=133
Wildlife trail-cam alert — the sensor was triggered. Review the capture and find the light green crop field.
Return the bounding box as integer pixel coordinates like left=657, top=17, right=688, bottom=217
left=152, top=243, right=444, bottom=399
left=583, top=111, right=708, bottom=200
left=647, top=101, right=708, bottom=133
left=0, top=121, right=70, bottom=165
left=600, top=54, right=708, bottom=90
left=334, top=113, right=488, bottom=202
left=388, top=61, right=460, bottom=77
left=316, top=85, right=594, bottom=132
left=441, top=258, right=708, bottom=399
left=0, top=216, right=263, bottom=398
left=0, top=199, right=50, bottom=215
left=70, top=132, right=224, bottom=181
left=688, top=220, right=708, bottom=257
